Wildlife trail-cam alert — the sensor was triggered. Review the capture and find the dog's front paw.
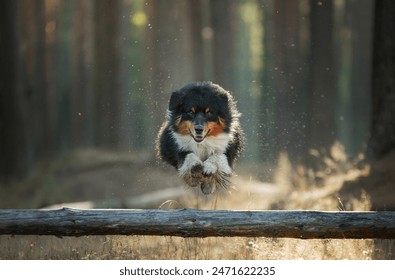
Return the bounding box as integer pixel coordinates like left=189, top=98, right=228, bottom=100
left=191, top=163, right=203, bottom=177
left=216, top=154, right=232, bottom=175
left=203, top=159, right=217, bottom=175
left=179, top=153, right=203, bottom=188
left=178, top=153, right=202, bottom=176
left=203, top=154, right=232, bottom=176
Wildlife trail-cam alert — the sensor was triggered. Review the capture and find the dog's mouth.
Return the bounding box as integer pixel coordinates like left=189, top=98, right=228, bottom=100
left=189, top=129, right=210, bottom=143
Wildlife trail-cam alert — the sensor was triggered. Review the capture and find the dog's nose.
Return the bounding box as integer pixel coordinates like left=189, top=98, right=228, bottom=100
left=195, top=124, right=204, bottom=135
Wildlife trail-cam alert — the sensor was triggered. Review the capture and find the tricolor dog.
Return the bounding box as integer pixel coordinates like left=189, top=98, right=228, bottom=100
left=156, top=82, right=244, bottom=194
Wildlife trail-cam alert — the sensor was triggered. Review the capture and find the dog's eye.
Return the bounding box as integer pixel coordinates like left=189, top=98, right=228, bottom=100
left=206, top=110, right=212, bottom=117
left=187, top=107, right=196, bottom=115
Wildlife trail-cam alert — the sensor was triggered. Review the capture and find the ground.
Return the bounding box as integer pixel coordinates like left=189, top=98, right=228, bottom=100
left=0, top=146, right=394, bottom=259
left=340, top=150, right=395, bottom=211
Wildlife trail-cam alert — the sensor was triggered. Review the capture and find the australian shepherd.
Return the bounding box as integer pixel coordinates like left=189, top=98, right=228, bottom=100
left=156, top=82, right=244, bottom=194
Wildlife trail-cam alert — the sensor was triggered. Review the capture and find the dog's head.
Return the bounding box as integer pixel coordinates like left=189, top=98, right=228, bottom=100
left=168, top=82, right=235, bottom=143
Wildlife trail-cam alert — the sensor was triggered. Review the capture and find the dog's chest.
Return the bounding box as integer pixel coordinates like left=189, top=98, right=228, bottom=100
left=173, top=132, right=230, bottom=161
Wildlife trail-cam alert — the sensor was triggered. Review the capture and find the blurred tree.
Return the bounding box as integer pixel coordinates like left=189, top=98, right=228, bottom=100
left=71, top=0, right=95, bottom=148
left=93, top=0, right=122, bottom=148
left=0, top=0, right=48, bottom=181
left=127, top=1, right=149, bottom=150
left=271, top=0, right=308, bottom=162
left=308, top=0, right=336, bottom=152
left=259, top=0, right=277, bottom=162
left=368, top=0, right=395, bottom=159
left=188, top=0, right=205, bottom=81
left=118, top=0, right=137, bottom=150
left=44, top=0, right=60, bottom=155
left=144, top=0, right=194, bottom=146
left=236, top=0, right=264, bottom=162
left=346, top=0, right=373, bottom=156
left=0, top=0, right=21, bottom=181
left=210, top=0, right=238, bottom=93
left=55, top=0, right=72, bottom=151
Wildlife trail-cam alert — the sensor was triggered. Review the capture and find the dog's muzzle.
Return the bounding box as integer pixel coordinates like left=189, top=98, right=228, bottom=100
left=190, top=124, right=210, bottom=143
left=189, top=113, right=210, bottom=143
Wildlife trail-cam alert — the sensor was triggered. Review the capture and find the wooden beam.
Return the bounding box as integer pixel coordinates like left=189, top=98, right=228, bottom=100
left=0, top=208, right=394, bottom=239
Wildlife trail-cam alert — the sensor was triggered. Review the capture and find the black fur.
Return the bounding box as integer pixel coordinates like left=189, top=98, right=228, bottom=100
left=156, top=82, right=244, bottom=194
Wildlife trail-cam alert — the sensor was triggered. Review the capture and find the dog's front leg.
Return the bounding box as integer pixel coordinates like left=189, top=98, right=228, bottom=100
left=201, top=154, right=232, bottom=194
left=203, top=154, right=232, bottom=176
left=178, top=153, right=204, bottom=188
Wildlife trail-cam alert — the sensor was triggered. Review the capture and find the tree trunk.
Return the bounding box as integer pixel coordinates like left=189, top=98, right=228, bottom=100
left=210, top=0, right=238, bottom=93
left=1, top=208, right=394, bottom=239
left=346, top=0, right=373, bottom=156
left=43, top=0, right=60, bottom=156
left=0, top=0, right=21, bottom=181
left=368, top=0, right=395, bottom=159
left=308, top=0, right=336, bottom=152
left=144, top=0, right=194, bottom=146
left=259, top=0, right=276, bottom=162
left=93, top=0, right=122, bottom=148
left=71, top=0, right=95, bottom=148
left=0, top=1, right=47, bottom=181
left=188, top=0, right=205, bottom=81
left=271, top=0, right=307, bottom=161
left=54, top=0, right=73, bottom=152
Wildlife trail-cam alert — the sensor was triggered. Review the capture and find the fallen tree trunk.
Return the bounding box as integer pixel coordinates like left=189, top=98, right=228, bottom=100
left=0, top=208, right=394, bottom=239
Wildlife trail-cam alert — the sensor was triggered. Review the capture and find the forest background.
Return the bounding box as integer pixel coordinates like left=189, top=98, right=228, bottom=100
left=1, top=0, right=395, bottom=260
left=1, top=0, right=394, bottom=210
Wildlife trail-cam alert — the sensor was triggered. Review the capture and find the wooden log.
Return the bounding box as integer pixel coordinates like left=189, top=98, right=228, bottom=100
left=0, top=208, right=394, bottom=239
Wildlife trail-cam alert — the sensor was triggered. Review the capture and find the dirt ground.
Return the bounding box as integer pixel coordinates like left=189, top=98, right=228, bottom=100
left=1, top=147, right=394, bottom=211
left=340, top=150, right=395, bottom=211
left=0, top=149, right=182, bottom=209
left=0, top=147, right=395, bottom=259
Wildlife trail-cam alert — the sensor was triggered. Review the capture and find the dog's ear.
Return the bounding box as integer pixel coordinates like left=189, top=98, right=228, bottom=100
left=169, top=91, right=183, bottom=111
left=218, top=92, right=229, bottom=105
left=217, top=92, right=233, bottom=120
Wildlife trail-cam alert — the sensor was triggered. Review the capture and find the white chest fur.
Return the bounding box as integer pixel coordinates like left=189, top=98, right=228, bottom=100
left=172, top=131, right=230, bottom=161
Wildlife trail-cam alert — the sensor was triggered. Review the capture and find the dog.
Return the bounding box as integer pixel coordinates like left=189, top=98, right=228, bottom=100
left=156, top=82, right=244, bottom=194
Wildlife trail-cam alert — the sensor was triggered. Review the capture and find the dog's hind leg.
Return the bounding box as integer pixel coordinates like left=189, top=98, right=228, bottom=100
left=200, top=172, right=231, bottom=194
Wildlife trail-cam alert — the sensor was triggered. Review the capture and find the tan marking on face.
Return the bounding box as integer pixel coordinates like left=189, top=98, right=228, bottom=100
left=206, top=118, right=225, bottom=137
left=191, top=107, right=196, bottom=113
left=205, top=107, right=210, bottom=113
left=177, top=120, right=194, bottom=135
